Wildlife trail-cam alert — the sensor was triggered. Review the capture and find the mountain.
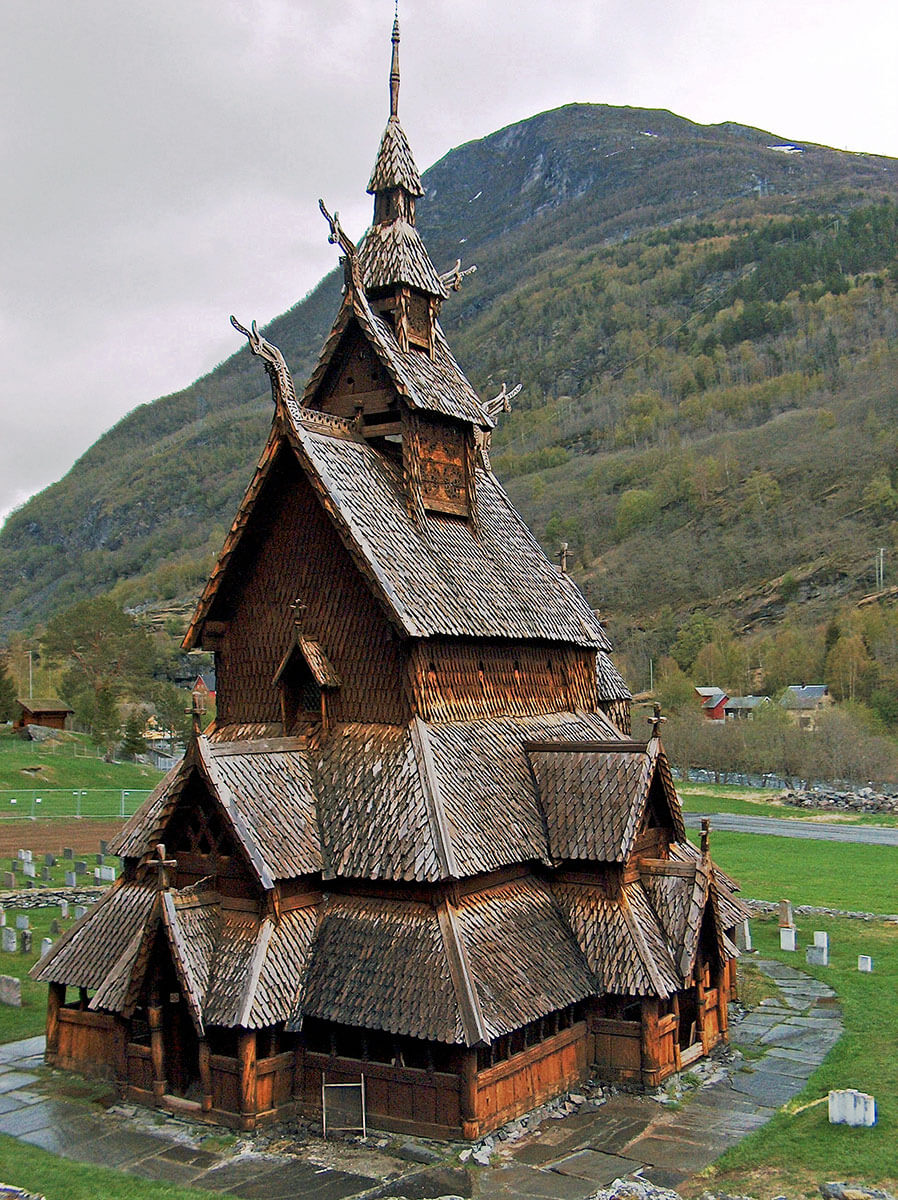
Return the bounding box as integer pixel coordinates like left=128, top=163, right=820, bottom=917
left=2, top=103, right=898, bottom=671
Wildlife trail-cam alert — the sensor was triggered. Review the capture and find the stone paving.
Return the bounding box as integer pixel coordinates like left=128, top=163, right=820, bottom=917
left=0, top=960, right=842, bottom=1200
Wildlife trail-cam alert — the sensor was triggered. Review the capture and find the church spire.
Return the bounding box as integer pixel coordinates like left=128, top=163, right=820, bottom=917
left=390, top=10, right=401, bottom=119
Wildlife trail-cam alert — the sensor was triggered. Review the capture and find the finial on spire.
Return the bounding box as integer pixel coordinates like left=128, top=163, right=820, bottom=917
left=390, top=6, right=401, bottom=118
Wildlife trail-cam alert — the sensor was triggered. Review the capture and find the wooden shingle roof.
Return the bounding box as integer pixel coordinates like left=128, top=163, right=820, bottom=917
left=358, top=219, right=447, bottom=297
left=367, top=116, right=424, bottom=197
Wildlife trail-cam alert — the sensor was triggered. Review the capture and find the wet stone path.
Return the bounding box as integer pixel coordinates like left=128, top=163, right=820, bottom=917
left=0, top=961, right=841, bottom=1200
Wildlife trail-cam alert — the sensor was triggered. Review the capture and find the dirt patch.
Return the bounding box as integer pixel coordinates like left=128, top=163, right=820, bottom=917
left=682, top=1164, right=898, bottom=1199
left=0, top=818, right=126, bottom=858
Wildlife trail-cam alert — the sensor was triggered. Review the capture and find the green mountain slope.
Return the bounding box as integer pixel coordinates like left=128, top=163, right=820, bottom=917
left=2, top=103, right=898, bottom=649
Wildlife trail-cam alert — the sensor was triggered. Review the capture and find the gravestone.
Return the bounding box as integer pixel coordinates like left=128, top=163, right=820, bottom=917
left=40, top=938, right=52, bottom=959
left=63, top=847, right=73, bottom=860
left=64, top=871, right=76, bottom=888
left=16, top=850, right=24, bottom=861
left=806, top=944, right=829, bottom=966
left=74, top=905, right=87, bottom=919
left=829, top=1089, right=876, bottom=1126
left=75, top=861, right=87, bottom=875
left=0, top=875, right=11, bottom=891
left=858, top=955, right=874, bottom=972
left=99, top=865, right=116, bottom=883
left=15, top=915, right=29, bottom=931
left=22, top=850, right=32, bottom=864
left=780, top=926, right=797, bottom=952
left=93, top=869, right=101, bottom=882
left=100, top=840, right=108, bottom=855
left=22, top=862, right=35, bottom=879
left=8, top=861, right=16, bottom=874
left=20, top=930, right=33, bottom=954
left=0, top=911, right=5, bottom=926
left=1, top=928, right=15, bottom=953
left=814, top=931, right=829, bottom=952
left=0, top=975, right=21, bottom=1007
left=59, top=899, right=69, bottom=918
left=40, top=866, right=51, bottom=882
left=50, top=919, right=61, bottom=936
left=96, top=853, right=104, bottom=866
left=45, top=853, right=56, bottom=868
left=778, top=899, right=794, bottom=928
left=735, top=918, right=752, bottom=952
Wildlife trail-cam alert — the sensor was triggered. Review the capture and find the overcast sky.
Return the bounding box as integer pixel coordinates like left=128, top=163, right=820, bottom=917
left=2, top=0, right=897, bottom=527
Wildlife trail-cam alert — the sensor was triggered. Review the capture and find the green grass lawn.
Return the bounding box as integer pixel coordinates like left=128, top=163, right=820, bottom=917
left=0, top=1134, right=223, bottom=1200
left=697, top=831, right=898, bottom=913
left=0, top=903, right=75, bottom=1043
left=694, top=914, right=898, bottom=1198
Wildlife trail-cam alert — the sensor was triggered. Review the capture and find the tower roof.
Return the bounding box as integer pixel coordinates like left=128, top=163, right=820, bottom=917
left=367, top=15, right=425, bottom=198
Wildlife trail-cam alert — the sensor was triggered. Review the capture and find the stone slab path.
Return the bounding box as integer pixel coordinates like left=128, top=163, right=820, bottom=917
left=0, top=961, right=841, bottom=1200
left=683, top=811, right=898, bottom=845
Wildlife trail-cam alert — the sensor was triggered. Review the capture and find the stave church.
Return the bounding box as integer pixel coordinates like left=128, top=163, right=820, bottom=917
left=33, top=17, right=749, bottom=1139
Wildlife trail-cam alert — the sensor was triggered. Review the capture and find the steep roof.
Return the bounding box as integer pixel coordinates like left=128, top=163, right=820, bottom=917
left=367, top=116, right=424, bottom=197
left=358, top=219, right=446, bottom=297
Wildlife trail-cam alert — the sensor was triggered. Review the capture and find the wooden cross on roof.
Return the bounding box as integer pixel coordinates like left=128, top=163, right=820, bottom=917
left=647, top=702, right=667, bottom=737
left=151, top=843, right=177, bottom=891
left=289, top=597, right=307, bottom=632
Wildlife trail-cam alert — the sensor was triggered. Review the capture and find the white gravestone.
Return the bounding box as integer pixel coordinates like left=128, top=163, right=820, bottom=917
left=1, top=928, right=16, bottom=953
left=806, top=944, right=829, bottom=966
left=828, top=1089, right=876, bottom=1126
left=780, top=926, right=797, bottom=952
left=858, top=955, right=874, bottom=972
left=40, top=938, right=52, bottom=959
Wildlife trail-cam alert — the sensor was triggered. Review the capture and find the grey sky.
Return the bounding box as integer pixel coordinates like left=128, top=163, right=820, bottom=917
left=2, top=0, right=897, bottom=526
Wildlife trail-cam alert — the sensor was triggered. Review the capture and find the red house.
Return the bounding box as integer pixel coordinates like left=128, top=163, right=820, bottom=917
left=694, top=687, right=727, bottom=722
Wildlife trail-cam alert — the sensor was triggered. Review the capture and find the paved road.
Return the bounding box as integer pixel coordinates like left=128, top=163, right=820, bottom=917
left=683, top=811, right=898, bottom=845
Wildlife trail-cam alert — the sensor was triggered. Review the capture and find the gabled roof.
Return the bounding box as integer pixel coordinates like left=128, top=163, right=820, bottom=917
left=781, top=684, right=829, bottom=708
left=695, top=686, right=727, bottom=709
left=16, top=697, right=73, bottom=714
left=273, top=636, right=341, bottom=689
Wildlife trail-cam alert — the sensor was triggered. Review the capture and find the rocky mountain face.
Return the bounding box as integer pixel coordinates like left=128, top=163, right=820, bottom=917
left=2, top=103, right=897, bottom=639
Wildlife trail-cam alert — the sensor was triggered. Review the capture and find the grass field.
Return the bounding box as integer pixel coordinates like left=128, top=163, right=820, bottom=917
left=691, top=913, right=898, bottom=1198
left=0, top=903, right=79, bottom=1043
left=696, top=831, right=898, bottom=913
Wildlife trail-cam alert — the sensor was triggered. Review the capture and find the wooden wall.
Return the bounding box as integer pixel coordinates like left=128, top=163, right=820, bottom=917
left=409, top=640, right=599, bottom=722
left=214, top=452, right=408, bottom=728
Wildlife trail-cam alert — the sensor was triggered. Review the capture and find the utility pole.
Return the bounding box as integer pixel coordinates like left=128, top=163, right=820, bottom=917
left=27, top=651, right=33, bottom=700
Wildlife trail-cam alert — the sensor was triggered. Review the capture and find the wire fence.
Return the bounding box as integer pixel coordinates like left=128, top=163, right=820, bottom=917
left=0, top=788, right=152, bottom=821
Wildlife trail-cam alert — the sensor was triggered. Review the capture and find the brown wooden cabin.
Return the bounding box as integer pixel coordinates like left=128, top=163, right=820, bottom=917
left=14, top=698, right=73, bottom=731
left=33, top=18, right=749, bottom=1141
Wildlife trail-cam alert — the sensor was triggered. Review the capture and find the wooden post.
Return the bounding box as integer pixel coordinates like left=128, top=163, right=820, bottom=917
left=148, top=1004, right=167, bottom=1101
left=672, top=993, right=682, bottom=1072
left=198, top=1038, right=213, bottom=1113
left=238, top=1029, right=257, bottom=1129
left=46, top=982, right=64, bottom=1061
left=640, top=998, right=661, bottom=1086
left=459, top=1048, right=479, bottom=1140
left=697, top=960, right=710, bottom=1053
left=716, top=967, right=729, bottom=1037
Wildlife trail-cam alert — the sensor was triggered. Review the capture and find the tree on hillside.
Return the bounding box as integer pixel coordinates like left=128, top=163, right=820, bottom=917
left=42, top=596, right=155, bottom=719
left=121, top=710, right=148, bottom=761
left=0, top=656, right=17, bottom=722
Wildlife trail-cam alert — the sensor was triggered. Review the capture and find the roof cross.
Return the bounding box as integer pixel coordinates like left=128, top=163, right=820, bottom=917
left=647, top=702, right=667, bottom=737
left=289, top=597, right=307, bottom=632
left=151, top=843, right=177, bottom=891
left=187, top=691, right=204, bottom=738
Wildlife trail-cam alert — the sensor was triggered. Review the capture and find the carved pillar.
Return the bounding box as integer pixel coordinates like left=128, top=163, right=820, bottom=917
left=697, top=959, right=710, bottom=1053
left=672, top=993, right=682, bottom=1072
left=459, top=1048, right=479, bottom=1140
left=46, top=982, right=64, bottom=1061
left=198, top=1038, right=213, bottom=1113
left=148, top=1004, right=167, bottom=1101
left=640, top=998, right=661, bottom=1086
left=238, top=1029, right=257, bottom=1129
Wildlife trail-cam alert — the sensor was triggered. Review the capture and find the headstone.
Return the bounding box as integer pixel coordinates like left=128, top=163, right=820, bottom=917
left=22, top=862, right=35, bottom=879
left=100, top=840, right=108, bottom=855
left=735, top=918, right=752, bottom=952
left=814, top=931, right=829, bottom=952
left=45, top=853, right=56, bottom=868
left=93, top=868, right=101, bottom=882
left=96, top=853, right=104, bottom=866
left=59, top=899, right=69, bottom=918
left=828, top=1089, right=876, bottom=1126
left=64, top=871, right=76, bottom=888
left=40, top=866, right=51, bottom=882
left=806, top=944, right=829, bottom=966
left=74, top=905, right=87, bottom=919
left=63, top=847, right=73, bottom=860
left=99, top=865, right=116, bottom=883
left=778, top=899, right=794, bottom=928
left=1, top=928, right=15, bottom=953
left=780, top=926, right=797, bottom=952
left=0, top=911, right=5, bottom=926
left=16, top=850, right=24, bottom=861
left=75, top=860, right=87, bottom=875
left=50, top=919, right=61, bottom=936
left=40, top=938, right=52, bottom=958
left=24, top=879, right=34, bottom=889
left=20, top=930, right=32, bottom=954
left=858, top=955, right=874, bottom=972
left=0, top=875, right=11, bottom=890
left=8, top=861, right=16, bottom=875
left=15, top=915, right=29, bottom=931
left=0, top=974, right=21, bottom=1007
left=22, top=850, right=32, bottom=864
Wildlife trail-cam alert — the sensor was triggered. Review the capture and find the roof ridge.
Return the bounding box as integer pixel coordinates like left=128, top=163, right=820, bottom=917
left=237, top=918, right=275, bottom=1027
left=436, top=898, right=489, bottom=1046
left=619, top=883, right=674, bottom=997
left=197, top=738, right=276, bottom=890
left=409, top=717, right=459, bottom=879
left=161, top=890, right=207, bottom=1035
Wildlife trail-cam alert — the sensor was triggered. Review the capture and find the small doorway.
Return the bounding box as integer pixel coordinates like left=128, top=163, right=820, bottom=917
left=678, top=986, right=702, bottom=1063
